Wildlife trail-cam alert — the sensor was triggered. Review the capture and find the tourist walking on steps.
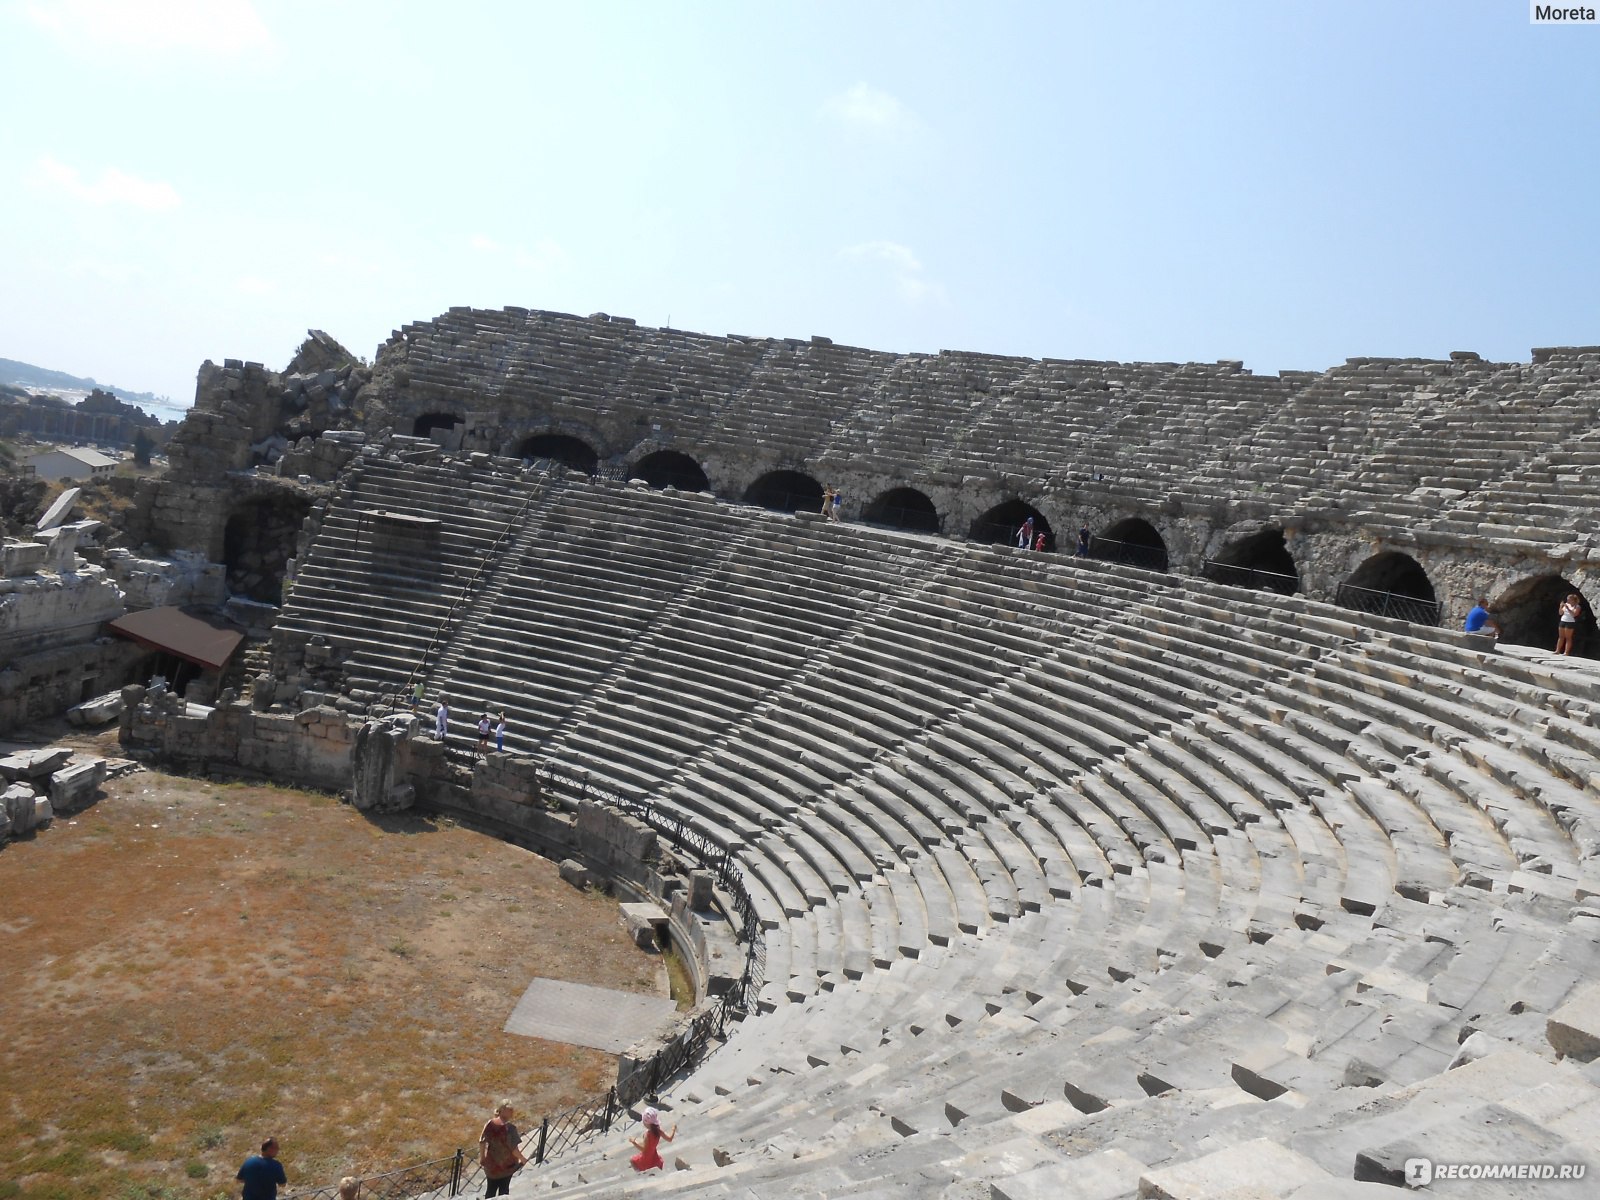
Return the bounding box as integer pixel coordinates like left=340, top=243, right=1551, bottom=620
left=435, top=699, right=450, bottom=741
left=236, top=1137, right=287, bottom=1200
left=832, top=489, right=843, bottom=522
left=495, top=712, right=506, bottom=753
left=411, top=680, right=424, bottom=710
left=1076, top=524, right=1091, bottom=557
left=1464, top=598, right=1500, bottom=639
left=822, top=487, right=835, bottom=519
left=1558, top=593, right=1582, bottom=655
left=479, top=1100, right=527, bottom=1197
left=1017, top=516, right=1034, bottom=549
left=629, top=1106, right=677, bottom=1172
left=477, top=712, right=492, bottom=752
left=1034, top=532, right=1046, bottom=553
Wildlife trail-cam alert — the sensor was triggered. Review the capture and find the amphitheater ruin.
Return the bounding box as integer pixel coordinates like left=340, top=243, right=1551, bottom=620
left=8, top=307, right=1600, bottom=1197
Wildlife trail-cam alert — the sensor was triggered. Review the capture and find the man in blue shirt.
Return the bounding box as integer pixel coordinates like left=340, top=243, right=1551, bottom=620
left=1464, top=599, right=1500, bottom=638
left=237, top=1137, right=287, bottom=1200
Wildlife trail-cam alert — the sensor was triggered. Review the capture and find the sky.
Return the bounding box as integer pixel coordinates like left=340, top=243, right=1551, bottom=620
left=1, top=0, right=1596, bottom=410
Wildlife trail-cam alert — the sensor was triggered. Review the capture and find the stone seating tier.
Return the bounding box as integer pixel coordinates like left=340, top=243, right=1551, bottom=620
left=264, top=459, right=1600, bottom=1198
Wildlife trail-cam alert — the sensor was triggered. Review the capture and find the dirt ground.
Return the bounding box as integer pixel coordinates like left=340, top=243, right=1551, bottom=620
left=0, top=754, right=666, bottom=1200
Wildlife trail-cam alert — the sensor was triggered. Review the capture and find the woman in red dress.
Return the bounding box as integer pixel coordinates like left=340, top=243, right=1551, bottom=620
left=628, top=1106, right=677, bottom=1171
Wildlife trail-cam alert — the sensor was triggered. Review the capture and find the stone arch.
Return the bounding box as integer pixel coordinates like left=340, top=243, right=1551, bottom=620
left=1493, top=574, right=1598, bottom=657
left=1205, top=527, right=1299, bottom=595
left=743, top=470, right=824, bottom=515
left=1094, top=516, right=1169, bottom=572
left=971, top=499, right=1053, bottom=550
left=412, top=411, right=462, bottom=439
left=516, top=434, right=599, bottom=476
left=224, top=493, right=312, bottom=604
left=1337, top=551, right=1440, bottom=625
left=632, top=449, right=709, bottom=492
left=863, top=487, right=940, bottom=534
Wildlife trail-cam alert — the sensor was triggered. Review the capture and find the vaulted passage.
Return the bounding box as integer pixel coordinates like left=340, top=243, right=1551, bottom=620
left=224, top=493, right=312, bottom=604
left=412, top=412, right=462, bottom=439
left=1337, top=552, right=1440, bottom=625
left=633, top=450, right=709, bottom=492
left=517, top=435, right=599, bottom=476
left=863, top=487, right=940, bottom=534
left=971, top=500, right=1052, bottom=550
left=1205, top=528, right=1298, bottom=594
left=1495, top=575, right=1597, bottom=657
left=1093, top=517, right=1169, bottom=572
left=744, top=470, right=824, bottom=514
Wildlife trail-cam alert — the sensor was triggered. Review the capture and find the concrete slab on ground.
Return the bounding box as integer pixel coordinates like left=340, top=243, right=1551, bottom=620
left=504, top=977, right=678, bottom=1053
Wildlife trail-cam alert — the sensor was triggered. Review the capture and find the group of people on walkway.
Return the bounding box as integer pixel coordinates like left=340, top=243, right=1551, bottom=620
left=414, top=691, right=507, bottom=753
left=235, top=1101, right=681, bottom=1200
left=1465, top=592, right=1588, bottom=655
left=1015, top=516, right=1094, bottom=557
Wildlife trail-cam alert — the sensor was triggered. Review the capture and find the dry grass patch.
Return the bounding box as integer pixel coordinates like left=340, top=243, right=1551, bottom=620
left=0, top=771, right=663, bottom=1198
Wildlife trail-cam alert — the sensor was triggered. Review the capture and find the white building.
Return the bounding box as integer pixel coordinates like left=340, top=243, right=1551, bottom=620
left=24, top=447, right=118, bottom=483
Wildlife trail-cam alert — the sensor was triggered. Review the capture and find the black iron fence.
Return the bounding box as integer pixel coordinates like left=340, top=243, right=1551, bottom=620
left=286, top=766, right=766, bottom=1198
left=1201, top=558, right=1300, bottom=596
left=283, top=1152, right=465, bottom=1200
left=861, top=503, right=942, bottom=534
left=1335, top=582, right=1442, bottom=627
left=970, top=518, right=1052, bottom=550
left=1088, top=536, right=1169, bottom=572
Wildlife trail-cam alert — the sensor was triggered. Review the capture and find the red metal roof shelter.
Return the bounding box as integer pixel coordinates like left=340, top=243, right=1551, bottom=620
left=107, top=607, right=244, bottom=672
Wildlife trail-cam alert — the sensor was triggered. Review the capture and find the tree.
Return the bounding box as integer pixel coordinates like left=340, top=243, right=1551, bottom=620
left=133, top=428, right=154, bottom=467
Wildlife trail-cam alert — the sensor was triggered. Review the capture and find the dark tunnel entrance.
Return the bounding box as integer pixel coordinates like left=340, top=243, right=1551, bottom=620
left=1093, top=517, right=1169, bottom=572
left=633, top=450, right=710, bottom=492
left=1494, top=575, right=1598, bottom=658
left=516, top=435, right=600, bottom=476
left=412, top=412, right=462, bottom=439
left=224, top=494, right=312, bottom=605
left=971, top=499, right=1052, bottom=550
left=863, top=487, right=941, bottom=534
left=744, top=470, right=824, bottom=515
left=1337, top=552, right=1441, bottom=625
left=1204, top=528, right=1299, bottom=595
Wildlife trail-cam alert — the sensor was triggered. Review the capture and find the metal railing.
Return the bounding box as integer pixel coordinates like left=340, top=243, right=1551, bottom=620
left=1088, top=536, right=1169, bottom=572
left=970, top=518, right=1051, bottom=550
left=283, top=1152, right=465, bottom=1200
left=1335, top=582, right=1442, bottom=627
left=861, top=503, right=941, bottom=534
left=1201, top=558, right=1300, bottom=595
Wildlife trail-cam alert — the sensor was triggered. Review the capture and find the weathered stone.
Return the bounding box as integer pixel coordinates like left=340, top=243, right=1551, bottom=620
left=1548, top=982, right=1600, bottom=1062
left=49, top=759, right=106, bottom=812
left=0, top=748, right=72, bottom=781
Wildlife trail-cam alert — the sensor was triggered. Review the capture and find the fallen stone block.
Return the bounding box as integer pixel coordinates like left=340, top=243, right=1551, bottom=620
left=4, top=782, right=39, bottom=833
left=0, top=747, right=72, bottom=782
left=621, top=901, right=668, bottom=950
left=1548, top=981, right=1600, bottom=1062
left=49, top=759, right=106, bottom=813
left=559, top=859, right=593, bottom=890
left=67, top=691, right=125, bottom=726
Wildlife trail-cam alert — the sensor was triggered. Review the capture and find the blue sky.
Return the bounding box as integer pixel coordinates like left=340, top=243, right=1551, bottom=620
left=1, top=1, right=1595, bottom=408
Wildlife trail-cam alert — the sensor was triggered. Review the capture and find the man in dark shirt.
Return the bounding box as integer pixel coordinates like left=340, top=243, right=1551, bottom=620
left=237, top=1137, right=287, bottom=1200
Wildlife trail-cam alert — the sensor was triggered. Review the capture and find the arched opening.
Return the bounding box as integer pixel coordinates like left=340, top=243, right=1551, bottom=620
left=516, top=434, right=599, bottom=476
left=1337, top=552, right=1440, bottom=625
left=1204, top=528, right=1299, bottom=595
left=412, top=412, right=462, bottom=439
left=224, top=494, right=312, bottom=604
left=633, top=450, right=709, bottom=492
left=743, top=470, right=824, bottom=515
left=970, top=500, right=1053, bottom=551
left=1093, top=517, right=1169, bottom=572
left=863, top=487, right=940, bottom=534
left=1494, top=575, right=1598, bottom=657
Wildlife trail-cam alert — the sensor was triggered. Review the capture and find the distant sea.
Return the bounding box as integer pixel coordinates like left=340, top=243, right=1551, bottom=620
left=0, top=357, right=191, bottom=422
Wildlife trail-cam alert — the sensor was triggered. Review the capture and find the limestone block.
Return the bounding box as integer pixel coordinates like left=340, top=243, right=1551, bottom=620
left=49, top=759, right=106, bottom=812
left=621, top=901, right=668, bottom=950
left=2, top=783, right=34, bottom=832
left=559, top=858, right=593, bottom=890
left=3, top=540, right=47, bottom=574
left=67, top=691, right=124, bottom=726
left=993, top=1149, right=1146, bottom=1200
left=1138, top=1139, right=1331, bottom=1199
left=32, top=797, right=53, bottom=830
left=0, top=747, right=73, bottom=781
left=1548, top=981, right=1600, bottom=1062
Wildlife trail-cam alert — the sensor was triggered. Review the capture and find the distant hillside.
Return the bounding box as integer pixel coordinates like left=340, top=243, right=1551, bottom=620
left=0, top=357, right=178, bottom=412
